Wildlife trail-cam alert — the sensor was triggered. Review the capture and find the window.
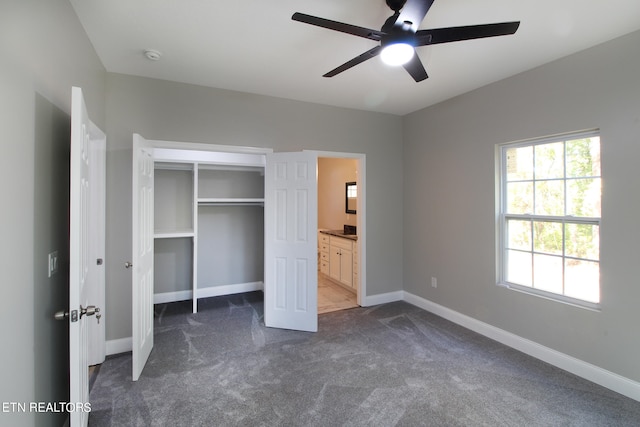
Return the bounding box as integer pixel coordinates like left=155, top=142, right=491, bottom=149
left=497, top=131, right=601, bottom=308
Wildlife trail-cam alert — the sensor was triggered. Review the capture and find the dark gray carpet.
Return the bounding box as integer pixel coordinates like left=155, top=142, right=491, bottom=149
left=89, top=292, right=640, bottom=426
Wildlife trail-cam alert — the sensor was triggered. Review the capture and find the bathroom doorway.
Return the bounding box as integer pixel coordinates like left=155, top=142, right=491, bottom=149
left=317, top=154, right=364, bottom=313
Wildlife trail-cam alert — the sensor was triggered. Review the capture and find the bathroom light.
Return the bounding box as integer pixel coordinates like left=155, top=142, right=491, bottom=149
left=380, top=42, right=414, bottom=66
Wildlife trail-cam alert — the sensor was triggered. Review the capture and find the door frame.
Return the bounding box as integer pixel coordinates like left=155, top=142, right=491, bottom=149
left=307, top=150, right=366, bottom=306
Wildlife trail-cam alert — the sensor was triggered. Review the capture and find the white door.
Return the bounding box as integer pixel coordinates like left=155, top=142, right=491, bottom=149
left=264, top=152, right=318, bottom=332
left=87, top=137, right=106, bottom=366
left=69, top=87, right=105, bottom=426
left=131, top=133, right=154, bottom=381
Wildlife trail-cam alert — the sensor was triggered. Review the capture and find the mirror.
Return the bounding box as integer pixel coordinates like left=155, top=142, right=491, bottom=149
left=346, top=182, right=357, bottom=214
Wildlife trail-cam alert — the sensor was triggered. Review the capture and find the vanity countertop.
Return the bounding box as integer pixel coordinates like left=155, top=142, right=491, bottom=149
left=320, top=229, right=357, bottom=241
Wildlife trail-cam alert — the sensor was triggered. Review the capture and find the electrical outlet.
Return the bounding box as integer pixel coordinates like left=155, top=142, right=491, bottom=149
left=431, top=277, right=437, bottom=288
left=48, top=251, right=58, bottom=278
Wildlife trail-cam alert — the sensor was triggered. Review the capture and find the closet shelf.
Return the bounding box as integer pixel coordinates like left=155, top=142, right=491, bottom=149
left=197, top=198, right=264, bottom=206
left=154, top=230, right=195, bottom=239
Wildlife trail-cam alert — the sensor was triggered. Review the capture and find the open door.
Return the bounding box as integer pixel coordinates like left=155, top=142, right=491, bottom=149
left=87, top=136, right=106, bottom=366
left=131, top=134, right=154, bottom=381
left=68, top=87, right=105, bottom=426
left=264, top=152, right=318, bottom=332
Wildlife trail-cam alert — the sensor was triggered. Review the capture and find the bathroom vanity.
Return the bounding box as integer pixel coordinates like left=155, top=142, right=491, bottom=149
left=319, top=229, right=359, bottom=292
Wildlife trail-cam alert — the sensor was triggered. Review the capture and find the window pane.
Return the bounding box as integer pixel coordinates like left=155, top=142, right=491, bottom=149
left=534, top=180, right=564, bottom=215
left=533, top=254, right=563, bottom=294
left=535, top=142, right=564, bottom=179
left=567, top=178, right=601, bottom=217
left=507, top=182, right=533, bottom=214
left=533, top=221, right=563, bottom=255
left=506, top=250, right=532, bottom=286
left=565, top=259, right=599, bottom=303
left=507, top=219, right=531, bottom=251
left=506, top=146, right=533, bottom=181
left=566, top=137, right=600, bottom=178
left=565, top=223, right=599, bottom=260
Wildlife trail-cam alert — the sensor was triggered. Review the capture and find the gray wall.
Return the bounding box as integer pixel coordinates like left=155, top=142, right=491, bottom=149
left=403, top=30, right=640, bottom=382
left=0, top=1, right=106, bottom=426
left=104, top=73, right=404, bottom=341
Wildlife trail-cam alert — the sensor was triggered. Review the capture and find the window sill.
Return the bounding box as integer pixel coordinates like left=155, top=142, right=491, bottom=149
left=497, top=282, right=601, bottom=312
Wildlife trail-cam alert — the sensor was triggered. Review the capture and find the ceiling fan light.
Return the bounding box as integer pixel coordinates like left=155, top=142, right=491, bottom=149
left=380, top=42, right=414, bottom=66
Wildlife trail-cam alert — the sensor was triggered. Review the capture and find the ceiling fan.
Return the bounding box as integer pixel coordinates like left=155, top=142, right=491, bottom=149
left=292, top=0, right=520, bottom=82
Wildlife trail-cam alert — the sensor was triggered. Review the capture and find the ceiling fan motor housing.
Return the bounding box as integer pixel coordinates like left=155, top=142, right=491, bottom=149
left=386, top=0, right=407, bottom=13
left=381, top=31, right=415, bottom=49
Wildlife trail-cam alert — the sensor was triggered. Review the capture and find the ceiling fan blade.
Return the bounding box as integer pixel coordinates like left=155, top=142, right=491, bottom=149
left=396, top=0, right=435, bottom=30
left=402, top=53, right=428, bottom=82
left=323, top=46, right=382, bottom=78
left=292, top=12, right=385, bottom=41
left=415, top=21, right=520, bottom=46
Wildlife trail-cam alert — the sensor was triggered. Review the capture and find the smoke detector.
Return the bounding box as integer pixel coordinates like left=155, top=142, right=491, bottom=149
left=144, top=49, right=162, bottom=61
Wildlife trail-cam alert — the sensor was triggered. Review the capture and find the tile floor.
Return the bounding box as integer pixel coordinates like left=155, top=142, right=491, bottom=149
left=317, top=274, right=358, bottom=314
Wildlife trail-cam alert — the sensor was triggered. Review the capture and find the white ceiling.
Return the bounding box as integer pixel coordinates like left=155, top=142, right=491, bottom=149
left=70, top=0, right=640, bottom=116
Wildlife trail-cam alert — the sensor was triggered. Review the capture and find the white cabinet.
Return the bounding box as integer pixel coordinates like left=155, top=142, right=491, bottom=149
left=320, top=232, right=357, bottom=291
left=329, top=236, right=353, bottom=288
left=352, top=241, right=359, bottom=291
left=319, top=233, right=330, bottom=275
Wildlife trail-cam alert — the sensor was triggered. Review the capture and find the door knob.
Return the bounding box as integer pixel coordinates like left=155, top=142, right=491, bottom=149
left=55, top=307, right=100, bottom=323
left=80, top=305, right=102, bottom=324
left=80, top=305, right=99, bottom=319
left=54, top=310, right=68, bottom=321
left=125, top=261, right=133, bottom=269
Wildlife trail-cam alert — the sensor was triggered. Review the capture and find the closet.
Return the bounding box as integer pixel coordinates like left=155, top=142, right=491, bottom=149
left=151, top=142, right=269, bottom=313
left=133, top=136, right=356, bottom=378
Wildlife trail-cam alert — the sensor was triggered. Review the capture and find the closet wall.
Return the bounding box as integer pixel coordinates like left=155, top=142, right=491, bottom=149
left=155, top=167, right=193, bottom=296
left=196, top=168, right=264, bottom=291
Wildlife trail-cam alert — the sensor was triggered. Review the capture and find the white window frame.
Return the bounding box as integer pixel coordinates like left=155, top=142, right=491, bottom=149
left=496, top=129, right=601, bottom=310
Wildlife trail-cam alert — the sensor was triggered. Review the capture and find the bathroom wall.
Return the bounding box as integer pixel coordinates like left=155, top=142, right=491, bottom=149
left=318, top=157, right=358, bottom=230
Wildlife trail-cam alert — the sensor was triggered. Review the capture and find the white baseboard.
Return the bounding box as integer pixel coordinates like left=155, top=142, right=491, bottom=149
left=402, top=291, right=640, bottom=403
left=361, top=290, right=403, bottom=307
left=153, top=281, right=264, bottom=304
left=105, top=336, right=132, bottom=356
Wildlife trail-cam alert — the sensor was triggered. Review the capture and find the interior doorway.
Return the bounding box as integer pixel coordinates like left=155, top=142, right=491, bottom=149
left=317, top=154, right=364, bottom=314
